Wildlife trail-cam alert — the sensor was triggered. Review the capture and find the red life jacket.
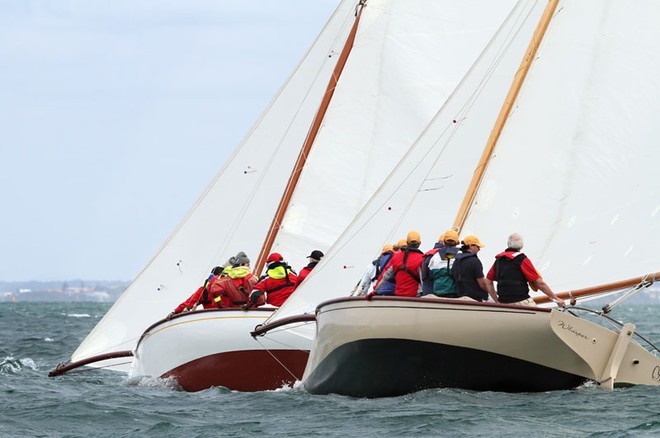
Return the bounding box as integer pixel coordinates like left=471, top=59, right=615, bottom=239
left=388, top=248, right=424, bottom=297
left=209, top=269, right=257, bottom=308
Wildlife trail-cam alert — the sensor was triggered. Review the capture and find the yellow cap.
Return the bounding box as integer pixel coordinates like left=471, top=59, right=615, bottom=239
left=406, top=230, right=421, bottom=245
left=438, top=233, right=445, bottom=243
left=382, top=244, right=394, bottom=254
left=443, top=230, right=459, bottom=245
left=394, top=239, right=407, bottom=250
left=463, top=235, right=485, bottom=248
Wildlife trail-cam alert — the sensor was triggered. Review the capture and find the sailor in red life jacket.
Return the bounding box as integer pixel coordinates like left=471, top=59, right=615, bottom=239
left=245, top=252, right=299, bottom=308
left=372, top=231, right=425, bottom=298
left=167, top=265, right=224, bottom=319
left=484, top=233, right=565, bottom=307
left=294, top=249, right=324, bottom=289
left=209, top=251, right=258, bottom=308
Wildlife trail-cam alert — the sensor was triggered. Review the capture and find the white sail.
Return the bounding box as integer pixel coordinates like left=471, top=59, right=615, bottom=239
left=271, top=0, right=518, bottom=272
left=269, top=0, right=547, bottom=321
left=461, top=0, right=660, bottom=293
left=71, top=0, right=517, bottom=370
left=295, top=0, right=660, bottom=396
left=273, top=0, right=660, bottom=324
left=72, top=1, right=357, bottom=367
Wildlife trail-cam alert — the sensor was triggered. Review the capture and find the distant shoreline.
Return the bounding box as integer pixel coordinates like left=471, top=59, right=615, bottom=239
left=0, top=280, right=129, bottom=303
left=1, top=280, right=659, bottom=305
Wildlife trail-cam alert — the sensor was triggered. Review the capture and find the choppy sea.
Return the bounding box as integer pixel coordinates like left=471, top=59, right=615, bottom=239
left=1, top=302, right=659, bottom=437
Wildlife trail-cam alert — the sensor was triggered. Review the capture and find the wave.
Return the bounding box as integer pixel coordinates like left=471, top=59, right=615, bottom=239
left=1, top=356, right=37, bottom=374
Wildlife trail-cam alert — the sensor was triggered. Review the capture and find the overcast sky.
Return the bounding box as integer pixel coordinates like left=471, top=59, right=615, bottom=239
left=0, top=0, right=339, bottom=281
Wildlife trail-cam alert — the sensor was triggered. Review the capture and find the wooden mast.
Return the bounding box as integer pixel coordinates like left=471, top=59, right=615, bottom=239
left=449, top=1, right=655, bottom=305
left=452, top=0, right=559, bottom=231
left=254, top=2, right=367, bottom=274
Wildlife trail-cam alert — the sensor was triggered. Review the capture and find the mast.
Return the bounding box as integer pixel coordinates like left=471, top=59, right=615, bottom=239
left=254, top=1, right=367, bottom=274
left=452, top=0, right=559, bottom=231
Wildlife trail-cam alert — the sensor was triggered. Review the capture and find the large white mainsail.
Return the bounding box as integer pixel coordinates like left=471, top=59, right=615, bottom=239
left=268, top=0, right=545, bottom=323
left=70, top=0, right=518, bottom=373
left=461, top=0, right=660, bottom=294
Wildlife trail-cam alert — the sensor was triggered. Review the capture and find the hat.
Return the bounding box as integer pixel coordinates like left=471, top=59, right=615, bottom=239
left=443, top=230, right=459, bottom=245
left=406, top=230, right=421, bottom=245
left=394, top=239, right=407, bottom=250
left=462, top=235, right=485, bottom=248
left=437, top=233, right=446, bottom=243
left=307, top=250, right=324, bottom=261
left=381, top=244, right=394, bottom=254
left=266, top=252, right=283, bottom=263
left=234, top=251, right=250, bottom=265
left=224, top=256, right=237, bottom=268
left=211, top=266, right=223, bottom=276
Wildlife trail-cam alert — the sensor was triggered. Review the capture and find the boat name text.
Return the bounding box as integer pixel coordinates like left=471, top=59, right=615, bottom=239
left=556, top=321, right=589, bottom=340
left=652, top=366, right=660, bottom=382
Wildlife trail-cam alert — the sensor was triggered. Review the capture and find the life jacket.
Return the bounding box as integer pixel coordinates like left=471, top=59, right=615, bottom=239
left=420, top=246, right=441, bottom=295
left=392, top=247, right=424, bottom=297
left=374, top=251, right=396, bottom=295
left=453, top=252, right=488, bottom=301
left=251, top=262, right=298, bottom=307
left=427, top=246, right=459, bottom=297
left=494, top=252, right=530, bottom=303
left=372, top=251, right=393, bottom=282
left=199, top=274, right=217, bottom=306
left=209, top=267, right=257, bottom=307
left=295, top=261, right=318, bottom=288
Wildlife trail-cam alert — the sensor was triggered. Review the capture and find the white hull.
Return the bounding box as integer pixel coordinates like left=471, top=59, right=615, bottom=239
left=303, top=297, right=660, bottom=397
left=131, top=308, right=313, bottom=392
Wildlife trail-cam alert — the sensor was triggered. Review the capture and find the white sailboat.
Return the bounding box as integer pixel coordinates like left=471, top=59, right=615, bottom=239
left=50, top=0, right=517, bottom=391
left=257, top=0, right=660, bottom=396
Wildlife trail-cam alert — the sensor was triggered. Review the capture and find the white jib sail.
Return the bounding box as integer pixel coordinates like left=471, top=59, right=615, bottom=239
left=71, top=1, right=358, bottom=369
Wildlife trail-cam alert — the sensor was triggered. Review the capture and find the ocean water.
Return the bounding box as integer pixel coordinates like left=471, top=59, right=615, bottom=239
left=1, top=302, right=659, bottom=438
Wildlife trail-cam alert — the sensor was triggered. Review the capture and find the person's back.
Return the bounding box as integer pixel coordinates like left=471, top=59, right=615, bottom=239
left=422, top=230, right=459, bottom=297
left=374, top=247, right=395, bottom=295
left=485, top=233, right=565, bottom=307
left=376, top=231, right=424, bottom=297
left=353, top=245, right=394, bottom=296
left=427, top=246, right=460, bottom=297
left=420, top=240, right=443, bottom=295
left=452, top=235, right=489, bottom=302
left=247, top=253, right=298, bottom=307
left=295, top=250, right=324, bottom=289
left=491, top=251, right=530, bottom=303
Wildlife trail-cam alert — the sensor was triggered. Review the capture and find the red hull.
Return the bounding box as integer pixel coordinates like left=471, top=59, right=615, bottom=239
left=163, top=349, right=310, bottom=392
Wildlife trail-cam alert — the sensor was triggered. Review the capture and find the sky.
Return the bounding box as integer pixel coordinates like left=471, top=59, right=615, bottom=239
left=0, top=0, right=340, bottom=282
